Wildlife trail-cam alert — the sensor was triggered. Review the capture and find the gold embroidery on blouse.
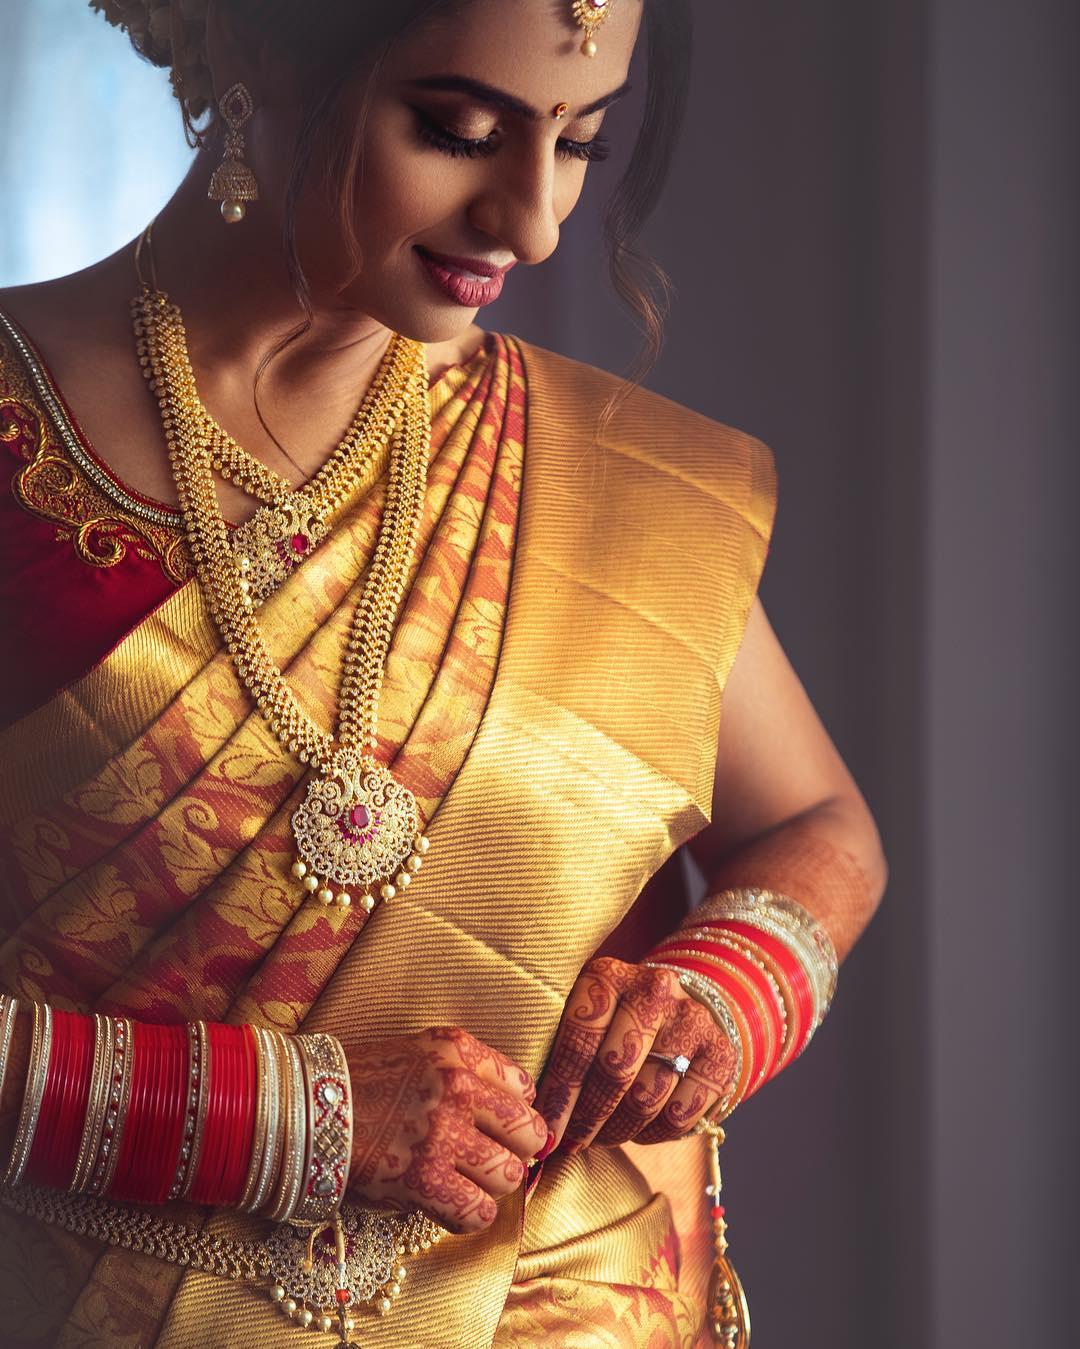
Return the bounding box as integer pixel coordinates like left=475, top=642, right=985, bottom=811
left=0, top=319, right=191, bottom=586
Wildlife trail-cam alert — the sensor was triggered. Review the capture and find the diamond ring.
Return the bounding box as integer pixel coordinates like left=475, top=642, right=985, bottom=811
left=646, top=1052, right=691, bottom=1077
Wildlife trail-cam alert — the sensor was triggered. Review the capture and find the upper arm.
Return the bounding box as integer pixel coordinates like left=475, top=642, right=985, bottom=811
left=687, top=595, right=883, bottom=875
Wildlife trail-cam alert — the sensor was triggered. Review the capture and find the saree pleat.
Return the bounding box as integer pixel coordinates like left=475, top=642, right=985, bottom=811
left=0, top=331, right=777, bottom=1348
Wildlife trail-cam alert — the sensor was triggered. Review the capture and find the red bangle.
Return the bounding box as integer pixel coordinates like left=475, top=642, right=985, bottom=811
left=26, top=1008, right=92, bottom=1189
left=144, top=1024, right=188, bottom=1206
left=702, top=920, right=817, bottom=1060
left=218, top=1025, right=258, bottom=1207
left=651, top=937, right=787, bottom=1081
left=108, top=1021, right=155, bottom=1202
left=124, top=1023, right=185, bottom=1205
left=190, top=1024, right=227, bottom=1204
left=191, top=1024, right=247, bottom=1207
left=57, top=1011, right=94, bottom=1188
left=217, top=1027, right=244, bottom=1206
left=704, top=926, right=805, bottom=1072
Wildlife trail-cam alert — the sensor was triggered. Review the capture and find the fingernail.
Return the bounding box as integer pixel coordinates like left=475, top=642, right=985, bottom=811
left=535, top=1130, right=556, bottom=1162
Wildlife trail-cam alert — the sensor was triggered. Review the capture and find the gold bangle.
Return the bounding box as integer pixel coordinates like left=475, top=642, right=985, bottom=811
left=98, top=1016, right=134, bottom=1198
left=248, top=1028, right=284, bottom=1216
left=291, top=1033, right=353, bottom=1226
left=238, top=1026, right=269, bottom=1212
left=0, top=997, right=19, bottom=1115
left=4, top=1001, right=52, bottom=1187
left=169, top=1021, right=202, bottom=1200
left=178, top=1020, right=211, bottom=1201
left=71, top=1013, right=111, bottom=1193
left=0, top=997, right=22, bottom=1171
left=266, top=1033, right=307, bottom=1223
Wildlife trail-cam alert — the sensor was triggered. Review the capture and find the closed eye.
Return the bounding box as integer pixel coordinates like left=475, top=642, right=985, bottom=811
left=413, top=110, right=610, bottom=164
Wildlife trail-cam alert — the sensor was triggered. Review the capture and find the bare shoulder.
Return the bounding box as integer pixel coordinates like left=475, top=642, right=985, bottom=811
left=0, top=249, right=134, bottom=357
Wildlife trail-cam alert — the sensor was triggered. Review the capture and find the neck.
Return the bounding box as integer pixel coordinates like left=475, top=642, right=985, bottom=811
left=144, top=152, right=394, bottom=406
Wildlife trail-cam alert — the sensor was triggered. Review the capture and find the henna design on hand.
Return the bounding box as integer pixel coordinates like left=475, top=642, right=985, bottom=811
left=344, top=1028, right=544, bottom=1235
left=537, top=957, right=740, bottom=1154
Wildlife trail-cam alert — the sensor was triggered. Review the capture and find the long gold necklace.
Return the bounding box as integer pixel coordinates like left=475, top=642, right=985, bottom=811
left=135, top=223, right=411, bottom=606
left=131, top=276, right=431, bottom=915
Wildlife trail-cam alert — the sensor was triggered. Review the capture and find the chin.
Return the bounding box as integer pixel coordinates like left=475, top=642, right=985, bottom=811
left=387, top=306, right=479, bottom=346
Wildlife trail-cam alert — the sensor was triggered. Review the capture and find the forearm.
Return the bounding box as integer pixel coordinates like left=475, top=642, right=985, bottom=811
left=692, top=797, right=888, bottom=963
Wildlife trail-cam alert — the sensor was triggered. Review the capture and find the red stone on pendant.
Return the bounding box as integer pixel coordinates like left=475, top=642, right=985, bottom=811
left=349, top=804, right=371, bottom=830
left=710, top=1204, right=725, bottom=1219
left=336, top=1289, right=351, bottom=1304
left=291, top=533, right=310, bottom=553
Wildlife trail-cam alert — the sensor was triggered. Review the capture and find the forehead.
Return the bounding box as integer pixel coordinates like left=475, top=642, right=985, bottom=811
left=381, top=0, right=643, bottom=114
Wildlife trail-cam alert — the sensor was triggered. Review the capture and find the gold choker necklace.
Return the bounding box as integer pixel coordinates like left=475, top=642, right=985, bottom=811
left=131, top=267, right=431, bottom=916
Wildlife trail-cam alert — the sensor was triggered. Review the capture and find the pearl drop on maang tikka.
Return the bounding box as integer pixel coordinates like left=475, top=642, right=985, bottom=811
left=570, top=0, right=615, bottom=58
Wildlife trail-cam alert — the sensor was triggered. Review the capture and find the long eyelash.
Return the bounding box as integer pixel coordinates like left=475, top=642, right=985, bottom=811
left=414, top=112, right=610, bottom=164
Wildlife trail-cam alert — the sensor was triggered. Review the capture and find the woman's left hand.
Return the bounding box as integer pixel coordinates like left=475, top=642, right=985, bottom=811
left=534, top=957, right=738, bottom=1155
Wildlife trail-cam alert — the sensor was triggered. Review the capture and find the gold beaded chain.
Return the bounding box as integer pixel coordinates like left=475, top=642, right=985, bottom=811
left=130, top=272, right=431, bottom=915
left=134, top=224, right=413, bottom=606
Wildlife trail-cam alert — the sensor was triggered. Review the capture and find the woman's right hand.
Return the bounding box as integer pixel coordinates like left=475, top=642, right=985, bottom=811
left=345, top=1026, right=548, bottom=1234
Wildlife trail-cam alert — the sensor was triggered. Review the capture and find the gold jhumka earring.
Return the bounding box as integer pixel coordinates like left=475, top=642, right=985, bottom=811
left=207, top=81, right=259, bottom=223
left=570, top=0, right=617, bottom=57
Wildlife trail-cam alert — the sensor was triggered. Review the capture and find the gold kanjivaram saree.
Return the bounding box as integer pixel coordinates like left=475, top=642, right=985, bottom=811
left=0, top=324, right=777, bottom=1348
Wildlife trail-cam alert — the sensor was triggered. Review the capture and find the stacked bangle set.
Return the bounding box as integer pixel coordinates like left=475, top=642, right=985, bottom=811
left=0, top=998, right=352, bottom=1223
left=645, top=886, right=838, bottom=1122
left=0, top=995, right=446, bottom=1343
left=644, top=887, right=840, bottom=1349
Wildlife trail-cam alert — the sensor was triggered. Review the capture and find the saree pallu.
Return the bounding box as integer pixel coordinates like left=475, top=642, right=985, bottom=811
left=0, top=329, right=777, bottom=1348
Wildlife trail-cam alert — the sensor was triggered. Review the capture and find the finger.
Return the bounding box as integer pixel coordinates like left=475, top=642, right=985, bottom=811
left=558, top=995, right=660, bottom=1153
left=425, top=1025, right=536, bottom=1102
left=592, top=1059, right=682, bottom=1146
left=473, top=1082, right=550, bottom=1162
left=557, top=964, right=687, bottom=1152
left=534, top=963, right=625, bottom=1143
left=634, top=1059, right=727, bottom=1144
left=454, top=1125, right=527, bottom=1199
left=382, top=1148, right=500, bottom=1236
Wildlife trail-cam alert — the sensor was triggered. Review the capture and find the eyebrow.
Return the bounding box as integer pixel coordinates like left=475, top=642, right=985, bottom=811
left=402, top=74, right=633, bottom=120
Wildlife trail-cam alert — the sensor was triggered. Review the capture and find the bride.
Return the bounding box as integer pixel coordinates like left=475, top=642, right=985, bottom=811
left=0, top=2, right=886, bottom=1345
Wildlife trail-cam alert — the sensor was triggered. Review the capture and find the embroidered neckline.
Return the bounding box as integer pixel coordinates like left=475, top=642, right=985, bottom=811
left=0, top=308, right=183, bottom=530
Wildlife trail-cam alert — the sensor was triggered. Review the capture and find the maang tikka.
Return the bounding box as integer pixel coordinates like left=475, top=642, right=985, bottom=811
left=571, top=0, right=617, bottom=57
left=207, top=81, right=259, bottom=223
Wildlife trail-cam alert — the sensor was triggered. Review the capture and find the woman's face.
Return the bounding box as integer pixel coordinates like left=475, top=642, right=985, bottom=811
left=256, top=0, right=643, bottom=343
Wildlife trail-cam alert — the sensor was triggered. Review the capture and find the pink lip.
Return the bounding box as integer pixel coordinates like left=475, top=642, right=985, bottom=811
left=414, top=246, right=516, bottom=308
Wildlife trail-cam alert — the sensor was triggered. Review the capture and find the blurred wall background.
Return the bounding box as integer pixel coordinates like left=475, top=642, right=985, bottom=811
left=1, top=1, right=1075, bottom=1345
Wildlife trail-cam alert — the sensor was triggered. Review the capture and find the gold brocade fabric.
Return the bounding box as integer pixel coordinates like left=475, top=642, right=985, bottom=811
left=0, top=333, right=777, bottom=1348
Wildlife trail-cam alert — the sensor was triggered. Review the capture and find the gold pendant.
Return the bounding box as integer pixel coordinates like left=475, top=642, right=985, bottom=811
left=708, top=1253, right=751, bottom=1347
left=290, top=748, right=428, bottom=911
left=232, top=499, right=330, bottom=605
left=264, top=1206, right=443, bottom=1340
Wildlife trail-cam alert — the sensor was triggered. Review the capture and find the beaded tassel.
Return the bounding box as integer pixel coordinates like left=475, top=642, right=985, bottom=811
left=701, top=1122, right=751, bottom=1347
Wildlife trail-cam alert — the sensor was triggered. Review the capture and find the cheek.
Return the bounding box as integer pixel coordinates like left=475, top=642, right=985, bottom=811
left=358, top=118, right=469, bottom=246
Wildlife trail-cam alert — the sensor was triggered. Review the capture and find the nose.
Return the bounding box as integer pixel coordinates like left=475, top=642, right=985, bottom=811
left=466, top=139, right=562, bottom=267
